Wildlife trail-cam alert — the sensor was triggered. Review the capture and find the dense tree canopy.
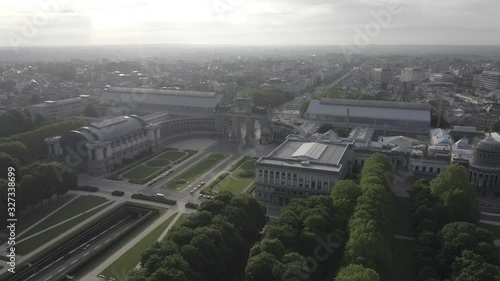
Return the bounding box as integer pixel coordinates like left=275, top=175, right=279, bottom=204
left=129, top=192, right=267, bottom=281
left=0, top=119, right=87, bottom=159
left=339, top=153, right=394, bottom=278
left=429, top=164, right=478, bottom=223
left=0, top=108, right=34, bottom=138
left=335, top=264, right=380, bottom=281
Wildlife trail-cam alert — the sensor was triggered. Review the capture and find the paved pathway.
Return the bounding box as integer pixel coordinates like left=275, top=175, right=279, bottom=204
left=81, top=204, right=190, bottom=281
left=394, top=235, right=415, bottom=241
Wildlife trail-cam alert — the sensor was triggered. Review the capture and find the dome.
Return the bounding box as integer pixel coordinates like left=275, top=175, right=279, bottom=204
left=469, top=135, right=500, bottom=169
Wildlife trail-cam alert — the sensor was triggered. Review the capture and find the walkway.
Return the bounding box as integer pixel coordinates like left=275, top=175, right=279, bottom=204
left=81, top=204, right=192, bottom=281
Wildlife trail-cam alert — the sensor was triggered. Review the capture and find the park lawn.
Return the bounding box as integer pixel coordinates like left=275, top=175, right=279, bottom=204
left=16, top=194, right=77, bottom=234
left=122, top=165, right=160, bottom=180
left=20, top=195, right=109, bottom=239
left=240, top=159, right=256, bottom=170
left=213, top=159, right=255, bottom=194
left=71, top=205, right=167, bottom=279
left=217, top=176, right=253, bottom=194
left=145, top=158, right=171, bottom=167
left=16, top=202, right=111, bottom=255
left=165, top=153, right=227, bottom=190
left=100, top=212, right=178, bottom=279
left=156, top=150, right=188, bottom=162
left=387, top=238, right=416, bottom=281
left=479, top=223, right=500, bottom=239
left=392, top=196, right=414, bottom=238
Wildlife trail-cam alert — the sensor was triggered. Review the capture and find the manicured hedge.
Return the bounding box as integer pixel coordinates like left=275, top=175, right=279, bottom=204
left=75, top=186, right=100, bottom=192
left=111, top=190, right=125, bottom=196
left=131, top=194, right=177, bottom=205
left=185, top=202, right=199, bottom=209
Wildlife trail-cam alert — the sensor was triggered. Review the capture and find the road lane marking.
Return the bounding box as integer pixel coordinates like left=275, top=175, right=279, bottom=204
left=70, top=259, right=78, bottom=264
left=44, top=276, right=53, bottom=281
left=57, top=267, right=66, bottom=273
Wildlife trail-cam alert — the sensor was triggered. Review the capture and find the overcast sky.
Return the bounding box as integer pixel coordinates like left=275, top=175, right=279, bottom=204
left=1, top=0, right=499, bottom=47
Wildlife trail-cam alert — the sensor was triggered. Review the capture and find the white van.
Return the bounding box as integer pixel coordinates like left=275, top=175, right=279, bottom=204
left=156, top=193, right=166, bottom=198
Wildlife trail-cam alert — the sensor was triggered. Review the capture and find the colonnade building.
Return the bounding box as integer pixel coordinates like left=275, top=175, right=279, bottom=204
left=46, top=95, right=299, bottom=176
left=468, top=135, right=500, bottom=196
left=255, top=136, right=354, bottom=206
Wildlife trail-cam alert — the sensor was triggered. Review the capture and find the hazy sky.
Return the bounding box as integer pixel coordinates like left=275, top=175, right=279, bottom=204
left=1, top=0, right=500, bottom=47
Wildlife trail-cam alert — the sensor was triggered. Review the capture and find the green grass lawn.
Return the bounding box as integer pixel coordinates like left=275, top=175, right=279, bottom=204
left=100, top=212, right=178, bottom=280
left=217, top=176, right=253, bottom=194
left=20, top=195, right=109, bottom=239
left=213, top=159, right=255, bottom=194
left=16, top=202, right=112, bottom=255
left=392, top=196, right=414, bottom=237
left=479, top=223, right=500, bottom=239
left=240, top=159, right=256, bottom=170
left=121, top=165, right=160, bottom=180
left=387, top=238, right=416, bottom=281
left=71, top=205, right=167, bottom=279
left=145, top=158, right=171, bottom=167
left=16, top=194, right=77, bottom=234
left=165, top=153, right=227, bottom=190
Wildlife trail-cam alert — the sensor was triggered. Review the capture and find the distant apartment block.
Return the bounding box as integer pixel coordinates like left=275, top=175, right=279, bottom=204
left=473, top=71, right=500, bottom=91
left=370, top=68, right=393, bottom=84
left=31, top=95, right=94, bottom=122
left=401, top=67, right=425, bottom=82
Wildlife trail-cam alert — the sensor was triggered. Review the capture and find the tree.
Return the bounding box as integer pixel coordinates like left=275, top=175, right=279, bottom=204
left=317, top=123, right=335, bottom=134
left=439, top=222, right=496, bottom=275
left=430, top=164, right=478, bottom=223
left=0, top=141, right=31, bottom=164
left=20, top=174, right=41, bottom=208
left=331, top=180, right=362, bottom=226
left=244, top=252, right=284, bottom=281
left=299, top=100, right=311, bottom=116
left=489, top=121, right=500, bottom=133
left=454, top=250, right=500, bottom=281
left=83, top=103, right=99, bottom=117
left=260, top=238, right=286, bottom=260
left=335, top=264, right=380, bottom=281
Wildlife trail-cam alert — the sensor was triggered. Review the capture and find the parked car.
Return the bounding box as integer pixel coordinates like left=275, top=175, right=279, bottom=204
left=200, top=182, right=205, bottom=185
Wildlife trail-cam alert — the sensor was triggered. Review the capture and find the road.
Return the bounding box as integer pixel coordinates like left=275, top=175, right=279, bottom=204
left=27, top=214, right=138, bottom=281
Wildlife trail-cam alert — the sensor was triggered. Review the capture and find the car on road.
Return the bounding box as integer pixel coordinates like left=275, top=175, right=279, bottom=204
left=198, top=194, right=203, bottom=199
left=97, top=275, right=106, bottom=281
left=200, top=182, right=205, bottom=185
left=83, top=244, right=91, bottom=250
left=190, top=190, right=195, bottom=194
left=156, top=193, right=166, bottom=198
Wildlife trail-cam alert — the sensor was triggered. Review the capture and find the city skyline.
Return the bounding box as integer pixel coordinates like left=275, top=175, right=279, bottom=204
left=1, top=0, right=500, bottom=47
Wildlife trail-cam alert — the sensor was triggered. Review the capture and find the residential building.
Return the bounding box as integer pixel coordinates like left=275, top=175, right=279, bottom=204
left=473, top=71, right=500, bottom=91
left=30, top=95, right=94, bottom=122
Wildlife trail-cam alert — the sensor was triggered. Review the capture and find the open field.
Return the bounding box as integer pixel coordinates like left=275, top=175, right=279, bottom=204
left=100, top=213, right=178, bottom=279
left=165, top=153, right=227, bottom=190
left=16, top=202, right=112, bottom=255
left=212, top=159, right=255, bottom=194
left=20, top=195, right=109, bottom=239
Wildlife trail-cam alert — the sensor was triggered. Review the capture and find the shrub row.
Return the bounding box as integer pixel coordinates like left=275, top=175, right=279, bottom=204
left=185, top=202, right=199, bottom=209
left=131, top=194, right=177, bottom=205
left=202, top=172, right=230, bottom=194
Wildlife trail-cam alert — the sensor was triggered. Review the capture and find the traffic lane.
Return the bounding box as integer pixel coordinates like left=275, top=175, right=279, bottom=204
left=27, top=216, right=137, bottom=281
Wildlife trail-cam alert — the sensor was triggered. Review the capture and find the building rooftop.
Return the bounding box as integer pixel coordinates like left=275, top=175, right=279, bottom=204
left=100, top=87, right=223, bottom=109
left=257, top=136, right=354, bottom=172
left=306, top=99, right=431, bottom=122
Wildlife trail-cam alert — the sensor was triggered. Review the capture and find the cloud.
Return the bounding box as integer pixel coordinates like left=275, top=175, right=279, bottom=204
left=0, top=0, right=499, bottom=46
